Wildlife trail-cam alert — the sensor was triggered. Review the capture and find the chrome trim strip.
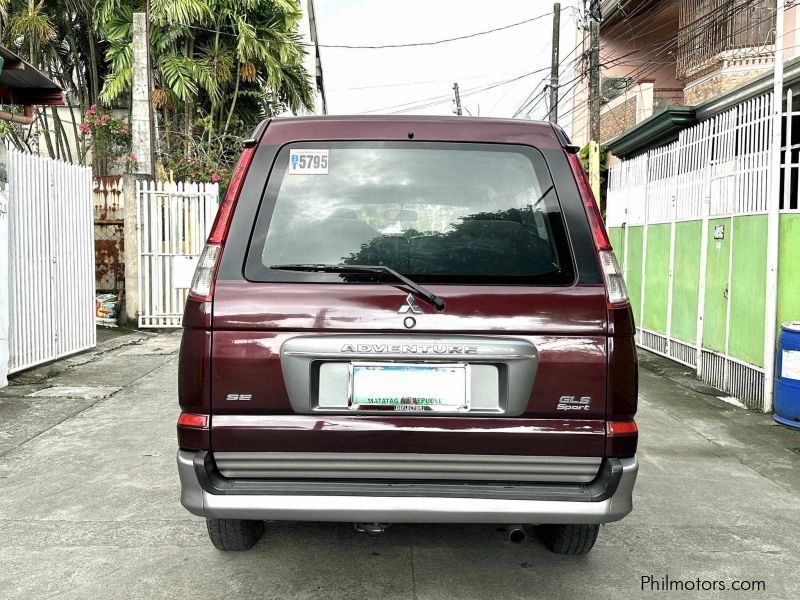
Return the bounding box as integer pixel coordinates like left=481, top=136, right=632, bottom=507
left=211, top=413, right=604, bottom=435
left=213, top=452, right=603, bottom=483
left=283, top=351, right=534, bottom=359
left=280, top=334, right=539, bottom=417
left=210, top=414, right=605, bottom=433
left=177, top=451, right=637, bottom=524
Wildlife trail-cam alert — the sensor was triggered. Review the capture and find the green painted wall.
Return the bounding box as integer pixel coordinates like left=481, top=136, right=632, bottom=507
left=702, top=218, right=731, bottom=354
left=727, top=216, right=767, bottom=367
left=642, top=224, right=671, bottom=333
left=608, top=227, right=625, bottom=259
left=625, top=226, right=644, bottom=324
left=670, top=220, right=702, bottom=344
left=616, top=210, right=798, bottom=373
left=778, top=214, right=800, bottom=328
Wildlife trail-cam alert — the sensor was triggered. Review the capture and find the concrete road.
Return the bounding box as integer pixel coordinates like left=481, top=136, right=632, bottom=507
left=1, top=331, right=799, bottom=599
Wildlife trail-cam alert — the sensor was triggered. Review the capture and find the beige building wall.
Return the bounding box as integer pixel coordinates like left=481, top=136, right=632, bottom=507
left=570, top=0, right=680, bottom=145
left=570, top=2, right=800, bottom=146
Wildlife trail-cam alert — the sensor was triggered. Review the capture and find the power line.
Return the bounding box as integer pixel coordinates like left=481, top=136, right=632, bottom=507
left=510, top=7, right=591, bottom=119
left=514, top=67, right=587, bottom=119
left=537, top=70, right=586, bottom=123
left=605, top=0, right=772, bottom=70
left=177, top=9, right=562, bottom=50
left=601, top=0, right=775, bottom=83
left=361, top=65, right=557, bottom=115
left=560, top=0, right=780, bottom=138
left=487, top=33, right=555, bottom=115
left=329, top=74, right=494, bottom=92
left=510, top=33, right=587, bottom=118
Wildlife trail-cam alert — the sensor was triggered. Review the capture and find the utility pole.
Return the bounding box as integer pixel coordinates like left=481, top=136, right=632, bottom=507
left=548, top=3, right=561, bottom=123
left=131, top=12, right=153, bottom=176
left=453, top=83, right=463, bottom=116
left=587, top=0, right=602, bottom=201
left=764, top=0, right=785, bottom=413
left=145, top=0, right=156, bottom=175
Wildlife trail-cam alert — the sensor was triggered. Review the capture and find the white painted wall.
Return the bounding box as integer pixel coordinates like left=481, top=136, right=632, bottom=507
left=0, top=145, right=8, bottom=387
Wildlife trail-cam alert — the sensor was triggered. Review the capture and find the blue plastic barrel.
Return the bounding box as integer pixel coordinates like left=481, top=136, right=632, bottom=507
left=775, top=322, right=800, bottom=429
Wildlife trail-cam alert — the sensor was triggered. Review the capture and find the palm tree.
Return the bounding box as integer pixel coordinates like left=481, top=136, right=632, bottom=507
left=95, top=0, right=314, bottom=171
left=0, top=0, right=104, bottom=163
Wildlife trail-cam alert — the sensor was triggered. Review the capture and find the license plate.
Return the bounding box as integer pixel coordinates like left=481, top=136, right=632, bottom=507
left=349, top=363, right=469, bottom=412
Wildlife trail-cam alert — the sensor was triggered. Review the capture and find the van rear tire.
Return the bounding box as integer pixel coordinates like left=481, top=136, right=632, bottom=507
left=206, top=518, right=264, bottom=551
left=537, top=523, right=599, bottom=555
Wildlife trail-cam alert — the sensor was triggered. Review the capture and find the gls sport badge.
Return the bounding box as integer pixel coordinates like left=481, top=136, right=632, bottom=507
left=557, top=396, right=591, bottom=411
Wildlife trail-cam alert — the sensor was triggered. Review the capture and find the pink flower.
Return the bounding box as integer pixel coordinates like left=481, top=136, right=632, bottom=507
left=128, top=153, right=137, bottom=162
left=100, top=114, right=109, bottom=125
left=87, top=104, right=97, bottom=115
left=211, top=174, right=221, bottom=183
left=79, top=123, right=91, bottom=134
left=121, top=125, right=129, bottom=133
left=190, top=171, right=196, bottom=178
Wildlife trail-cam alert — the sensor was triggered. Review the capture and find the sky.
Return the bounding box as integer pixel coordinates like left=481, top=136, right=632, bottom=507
left=314, top=0, right=583, bottom=131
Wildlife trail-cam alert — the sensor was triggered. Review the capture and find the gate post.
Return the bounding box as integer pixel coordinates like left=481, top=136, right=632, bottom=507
left=122, top=173, right=139, bottom=325
left=0, top=144, right=8, bottom=387
left=665, top=145, right=680, bottom=358
left=695, top=175, right=711, bottom=377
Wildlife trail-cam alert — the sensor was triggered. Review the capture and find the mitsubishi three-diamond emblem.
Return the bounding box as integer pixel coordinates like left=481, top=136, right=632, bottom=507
left=397, top=293, right=423, bottom=314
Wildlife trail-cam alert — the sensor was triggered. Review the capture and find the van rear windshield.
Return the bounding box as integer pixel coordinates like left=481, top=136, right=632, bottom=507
left=245, top=142, right=575, bottom=285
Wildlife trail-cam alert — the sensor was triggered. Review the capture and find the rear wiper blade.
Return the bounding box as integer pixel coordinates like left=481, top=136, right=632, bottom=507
left=270, top=263, right=445, bottom=311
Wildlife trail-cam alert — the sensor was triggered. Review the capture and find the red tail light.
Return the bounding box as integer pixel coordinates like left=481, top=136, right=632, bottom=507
left=208, top=146, right=256, bottom=245
left=566, top=153, right=630, bottom=306
left=606, top=419, right=638, bottom=458
left=607, top=334, right=638, bottom=420
left=177, top=412, right=209, bottom=429
left=187, top=146, right=256, bottom=302
left=607, top=420, right=638, bottom=436
left=177, top=411, right=210, bottom=450
left=567, top=153, right=611, bottom=251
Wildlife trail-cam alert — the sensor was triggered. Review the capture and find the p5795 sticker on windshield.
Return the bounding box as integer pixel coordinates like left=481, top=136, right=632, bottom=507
left=289, top=149, right=329, bottom=174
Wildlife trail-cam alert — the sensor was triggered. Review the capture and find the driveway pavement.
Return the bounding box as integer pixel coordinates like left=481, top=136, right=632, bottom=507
left=1, top=331, right=798, bottom=599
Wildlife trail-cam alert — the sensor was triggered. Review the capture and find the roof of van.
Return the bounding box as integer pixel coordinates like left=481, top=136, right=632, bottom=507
left=257, top=116, right=570, bottom=148
left=271, top=114, right=551, bottom=127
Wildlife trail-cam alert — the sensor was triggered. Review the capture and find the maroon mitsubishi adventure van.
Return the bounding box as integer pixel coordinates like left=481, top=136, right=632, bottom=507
left=177, top=116, right=638, bottom=555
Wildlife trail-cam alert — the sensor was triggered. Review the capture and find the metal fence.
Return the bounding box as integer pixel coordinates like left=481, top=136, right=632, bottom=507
left=94, top=176, right=125, bottom=294
left=0, top=181, right=8, bottom=386
left=4, top=147, right=96, bottom=373
left=136, top=180, right=219, bottom=328
left=607, top=90, right=800, bottom=410
left=677, top=0, right=775, bottom=80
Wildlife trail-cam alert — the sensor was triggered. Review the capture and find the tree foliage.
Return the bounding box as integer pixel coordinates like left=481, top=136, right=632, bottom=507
left=94, top=0, right=315, bottom=179
left=0, top=0, right=107, bottom=164
left=0, top=0, right=315, bottom=178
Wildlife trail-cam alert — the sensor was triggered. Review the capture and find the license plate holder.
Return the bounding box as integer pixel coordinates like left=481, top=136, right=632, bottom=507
left=348, top=362, right=470, bottom=412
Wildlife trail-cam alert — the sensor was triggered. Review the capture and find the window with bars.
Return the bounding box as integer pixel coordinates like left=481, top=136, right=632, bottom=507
left=677, top=0, right=775, bottom=80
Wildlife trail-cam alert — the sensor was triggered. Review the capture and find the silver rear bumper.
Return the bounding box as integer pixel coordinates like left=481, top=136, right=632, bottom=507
left=177, top=450, right=638, bottom=524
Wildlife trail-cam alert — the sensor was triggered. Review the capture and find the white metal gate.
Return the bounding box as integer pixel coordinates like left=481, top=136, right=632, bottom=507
left=136, top=181, right=219, bottom=328
left=606, top=92, right=791, bottom=410
left=5, top=147, right=96, bottom=373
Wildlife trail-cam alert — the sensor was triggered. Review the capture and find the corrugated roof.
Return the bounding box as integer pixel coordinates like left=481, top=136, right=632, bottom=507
left=0, top=44, right=64, bottom=106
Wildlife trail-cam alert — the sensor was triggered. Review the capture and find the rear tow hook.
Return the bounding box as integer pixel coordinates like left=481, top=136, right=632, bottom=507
left=354, top=523, right=389, bottom=537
